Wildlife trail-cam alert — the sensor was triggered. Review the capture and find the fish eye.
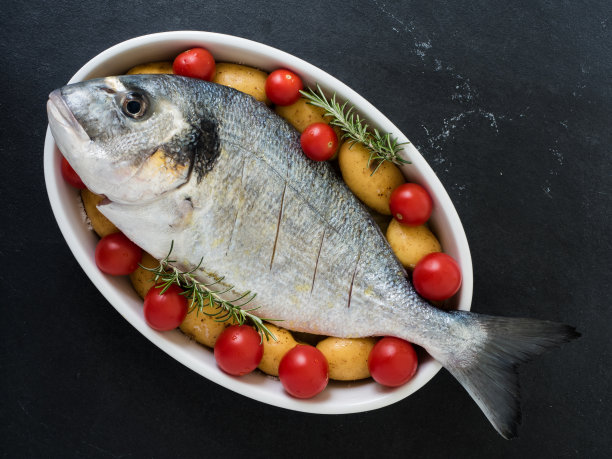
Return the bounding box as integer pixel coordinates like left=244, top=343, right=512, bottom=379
left=121, top=92, right=147, bottom=119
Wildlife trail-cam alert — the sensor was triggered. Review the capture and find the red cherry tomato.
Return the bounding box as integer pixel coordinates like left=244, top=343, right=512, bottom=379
left=389, top=183, right=433, bottom=226
left=300, top=123, right=338, bottom=161
left=143, top=284, right=188, bottom=331
left=214, top=325, right=264, bottom=376
left=368, top=337, right=418, bottom=387
left=413, top=252, right=462, bottom=301
left=278, top=345, right=329, bottom=398
left=265, top=69, right=303, bottom=105
left=173, top=48, right=216, bottom=81
left=95, top=232, right=142, bottom=275
left=61, top=156, right=85, bottom=189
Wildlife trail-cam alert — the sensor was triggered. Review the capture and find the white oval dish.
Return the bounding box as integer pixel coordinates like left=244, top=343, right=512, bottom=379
left=43, top=31, right=473, bottom=414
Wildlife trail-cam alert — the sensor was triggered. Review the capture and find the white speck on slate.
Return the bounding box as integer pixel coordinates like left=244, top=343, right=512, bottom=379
left=414, top=40, right=432, bottom=59
left=453, top=183, right=467, bottom=195
left=550, top=147, right=564, bottom=165
left=425, top=109, right=501, bottom=153
left=372, top=0, right=414, bottom=32
left=479, top=110, right=499, bottom=132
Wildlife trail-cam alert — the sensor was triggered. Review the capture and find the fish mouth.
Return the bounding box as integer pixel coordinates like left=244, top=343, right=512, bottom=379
left=47, top=89, right=90, bottom=144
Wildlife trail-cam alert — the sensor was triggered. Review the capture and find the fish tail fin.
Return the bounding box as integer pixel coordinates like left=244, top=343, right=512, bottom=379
left=436, top=311, right=579, bottom=439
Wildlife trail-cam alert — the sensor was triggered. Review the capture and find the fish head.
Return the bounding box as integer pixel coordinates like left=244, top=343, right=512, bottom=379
left=47, top=75, right=217, bottom=204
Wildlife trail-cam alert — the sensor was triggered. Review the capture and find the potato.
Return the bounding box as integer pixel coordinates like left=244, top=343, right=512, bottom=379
left=338, top=141, right=405, bottom=215
left=126, top=61, right=174, bottom=75
left=386, top=219, right=441, bottom=269
left=80, top=188, right=119, bottom=237
left=258, top=323, right=298, bottom=376
left=212, top=63, right=270, bottom=104
left=316, top=337, right=377, bottom=381
left=129, top=252, right=159, bottom=299
left=275, top=97, right=329, bottom=132
left=179, top=302, right=235, bottom=348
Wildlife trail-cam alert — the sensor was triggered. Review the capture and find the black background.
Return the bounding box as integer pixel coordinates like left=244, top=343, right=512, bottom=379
left=2, top=1, right=611, bottom=457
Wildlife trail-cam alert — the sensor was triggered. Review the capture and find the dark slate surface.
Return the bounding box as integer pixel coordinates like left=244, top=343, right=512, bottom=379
left=1, top=1, right=610, bottom=457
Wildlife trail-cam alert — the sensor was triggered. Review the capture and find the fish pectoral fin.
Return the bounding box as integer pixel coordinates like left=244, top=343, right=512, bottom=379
left=436, top=312, right=579, bottom=439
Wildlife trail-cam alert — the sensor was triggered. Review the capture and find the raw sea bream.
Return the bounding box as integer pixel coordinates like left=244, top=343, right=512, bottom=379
left=47, top=74, right=579, bottom=438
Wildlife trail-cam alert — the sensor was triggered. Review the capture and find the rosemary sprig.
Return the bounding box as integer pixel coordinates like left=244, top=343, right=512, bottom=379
left=142, top=242, right=278, bottom=342
left=300, top=84, right=411, bottom=175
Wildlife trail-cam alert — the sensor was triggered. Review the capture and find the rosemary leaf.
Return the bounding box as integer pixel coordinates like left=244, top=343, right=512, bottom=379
left=300, top=84, right=411, bottom=174
left=141, top=243, right=279, bottom=343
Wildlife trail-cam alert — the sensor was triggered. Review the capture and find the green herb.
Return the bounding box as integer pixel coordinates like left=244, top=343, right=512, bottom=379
left=300, top=84, right=410, bottom=174
left=142, top=241, right=278, bottom=342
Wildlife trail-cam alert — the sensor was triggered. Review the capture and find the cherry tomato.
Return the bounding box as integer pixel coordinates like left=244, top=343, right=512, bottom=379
left=173, top=48, right=216, bottom=81
left=368, top=337, right=418, bottom=387
left=300, top=123, right=338, bottom=161
left=94, top=232, right=142, bottom=275
left=143, top=284, right=188, bottom=331
left=413, top=252, right=462, bottom=301
left=389, top=183, right=433, bottom=226
left=61, top=156, right=85, bottom=189
left=265, top=69, right=303, bottom=105
left=278, top=345, right=329, bottom=398
left=214, top=325, right=264, bottom=376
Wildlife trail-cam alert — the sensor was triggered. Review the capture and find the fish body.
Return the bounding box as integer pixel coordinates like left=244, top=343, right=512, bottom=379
left=47, top=75, right=578, bottom=438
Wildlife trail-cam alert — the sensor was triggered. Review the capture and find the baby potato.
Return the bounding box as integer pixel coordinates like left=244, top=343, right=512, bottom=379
left=338, top=141, right=405, bottom=215
left=129, top=252, right=159, bottom=299
left=386, top=219, right=441, bottom=269
left=316, top=337, right=377, bottom=381
left=212, top=63, right=270, bottom=104
left=126, top=61, right=174, bottom=75
left=275, top=97, right=329, bottom=132
left=258, top=323, right=299, bottom=376
left=80, top=188, right=118, bottom=237
left=179, top=303, right=235, bottom=348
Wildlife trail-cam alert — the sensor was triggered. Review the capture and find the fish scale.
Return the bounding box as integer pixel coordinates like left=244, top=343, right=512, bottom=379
left=47, top=74, right=578, bottom=438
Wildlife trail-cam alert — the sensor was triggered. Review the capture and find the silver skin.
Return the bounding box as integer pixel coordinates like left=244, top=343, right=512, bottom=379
left=48, top=75, right=577, bottom=438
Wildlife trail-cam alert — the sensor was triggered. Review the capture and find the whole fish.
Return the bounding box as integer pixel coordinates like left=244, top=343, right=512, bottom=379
left=47, top=74, right=578, bottom=438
